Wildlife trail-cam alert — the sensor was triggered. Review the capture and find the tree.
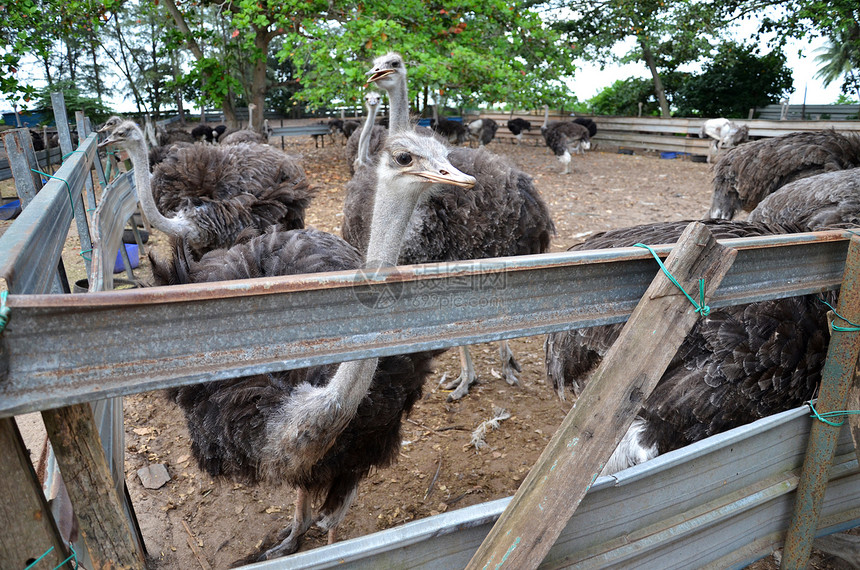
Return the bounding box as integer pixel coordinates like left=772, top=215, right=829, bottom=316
left=813, top=22, right=860, bottom=102
left=277, top=0, right=575, bottom=114
left=674, top=42, right=794, bottom=118
left=588, top=77, right=660, bottom=116
left=539, top=0, right=722, bottom=117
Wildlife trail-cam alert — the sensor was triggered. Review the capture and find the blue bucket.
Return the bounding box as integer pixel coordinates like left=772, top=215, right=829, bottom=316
left=0, top=199, right=21, bottom=220
left=113, top=243, right=140, bottom=273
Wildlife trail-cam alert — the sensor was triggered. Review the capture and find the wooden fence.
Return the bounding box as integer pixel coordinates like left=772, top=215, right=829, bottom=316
left=2, top=99, right=860, bottom=568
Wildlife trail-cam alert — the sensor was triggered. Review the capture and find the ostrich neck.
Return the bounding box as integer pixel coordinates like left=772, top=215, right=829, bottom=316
left=387, top=79, right=410, bottom=133
left=543, top=106, right=549, bottom=129
left=357, top=104, right=379, bottom=165
left=365, top=175, right=422, bottom=266
left=126, top=141, right=195, bottom=239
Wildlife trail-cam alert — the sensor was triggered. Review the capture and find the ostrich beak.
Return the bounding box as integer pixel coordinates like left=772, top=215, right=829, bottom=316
left=366, top=68, right=394, bottom=83
left=411, top=158, right=476, bottom=188
left=97, top=136, right=117, bottom=148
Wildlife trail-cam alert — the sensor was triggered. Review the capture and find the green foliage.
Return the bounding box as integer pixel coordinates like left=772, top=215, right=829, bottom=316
left=834, top=94, right=859, bottom=105
left=34, top=79, right=114, bottom=122
left=674, top=42, right=794, bottom=118
left=275, top=0, right=575, bottom=111
left=588, top=77, right=660, bottom=116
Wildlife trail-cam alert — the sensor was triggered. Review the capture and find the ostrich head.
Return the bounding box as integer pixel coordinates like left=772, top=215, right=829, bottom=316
left=366, top=52, right=406, bottom=91
left=365, top=91, right=382, bottom=109
left=98, top=120, right=145, bottom=149
left=98, top=115, right=124, bottom=133
left=378, top=130, right=475, bottom=194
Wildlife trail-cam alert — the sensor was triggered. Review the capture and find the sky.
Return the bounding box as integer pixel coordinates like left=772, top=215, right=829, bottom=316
left=566, top=24, right=843, bottom=105
left=0, top=15, right=848, bottom=114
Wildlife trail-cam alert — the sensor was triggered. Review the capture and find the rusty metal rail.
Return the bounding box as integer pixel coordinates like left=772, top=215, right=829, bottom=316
left=0, top=230, right=850, bottom=418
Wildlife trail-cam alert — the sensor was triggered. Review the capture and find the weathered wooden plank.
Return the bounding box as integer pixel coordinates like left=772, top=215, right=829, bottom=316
left=466, top=221, right=737, bottom=569
left=783, top=235, right=860, bottom=567
left=41, top=404, right=145, bottom=569
left=0, top=418, right=70, bottom=569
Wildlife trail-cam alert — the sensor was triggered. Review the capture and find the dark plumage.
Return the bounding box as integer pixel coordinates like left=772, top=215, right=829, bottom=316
left=213, top=124, right=228, bottom=142
left=341, top=120, right=361, bottom=139
left=544, top=218, right=843, bottom=474
left=431, top=116, right=467, bottom=145
left=542, top=118, right=591, bottom=174
left=749, top=168, right=860, bottom=230
left=30, top=130, right=45, bottom=151
left=160, top=126, right=195, bottom=145
left=147, top=141, right=193, bottom=171
left=151, top=141, right=313, bottom=257
left=709, top=130, right=860, bottom=219
left=468, top=118, right=498, bottom=146
left=572, top=117, right=598, bottom=137
left=190, top=124, right=214, bottom=143
left=507, top=118, right=532, bottom=136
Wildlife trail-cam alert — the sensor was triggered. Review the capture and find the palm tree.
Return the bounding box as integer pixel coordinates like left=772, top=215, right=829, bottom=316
left=814, top=24, right=860, bottom=102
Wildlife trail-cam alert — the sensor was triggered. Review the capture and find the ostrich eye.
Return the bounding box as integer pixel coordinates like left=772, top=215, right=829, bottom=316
left=391, top=61, right=400, bottom=68
left=394, top=153, right=413, bottom=166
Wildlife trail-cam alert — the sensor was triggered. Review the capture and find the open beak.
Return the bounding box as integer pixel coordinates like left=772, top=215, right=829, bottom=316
left=411, top=158, right=476, bottom=188
left=97, top=135, right=119, bottom=148
left=366, top=68, right=394, bottom=83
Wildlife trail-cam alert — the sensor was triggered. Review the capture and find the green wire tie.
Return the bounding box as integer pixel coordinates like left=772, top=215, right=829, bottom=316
left=817, top=297, right=860, bottom=332
left=807, top=400, right=860, bottom=427
left=0, top=291, right=9, bottom=334
left=80, top=248, right=92, bottom=262
left=61, top=150, right=86, bottom=161
left=633, top=243, right=710, bottom=316
left=23, top=542, right=77, bottom=569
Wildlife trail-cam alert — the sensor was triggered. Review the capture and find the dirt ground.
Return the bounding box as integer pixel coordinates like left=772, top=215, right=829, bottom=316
left=3, top=128, right=846, bottom=569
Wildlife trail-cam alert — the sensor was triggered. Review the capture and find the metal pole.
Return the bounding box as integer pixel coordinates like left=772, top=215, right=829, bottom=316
left=782, top=234, right=860, bottom=568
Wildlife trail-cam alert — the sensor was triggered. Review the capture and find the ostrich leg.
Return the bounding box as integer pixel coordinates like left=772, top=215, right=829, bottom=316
left=499, top=340, right=522, bottom=386
left=443, top=346, right=479, bottom=401
left=260, top=488, right=313, bottom=560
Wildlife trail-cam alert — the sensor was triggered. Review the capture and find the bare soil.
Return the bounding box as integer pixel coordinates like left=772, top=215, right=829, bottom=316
left=11, top=129, right=830, bottom=568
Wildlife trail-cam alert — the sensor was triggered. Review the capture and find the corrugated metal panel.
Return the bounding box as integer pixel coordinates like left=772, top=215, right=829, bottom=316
left=248, top=407, right=859, bottom=569
left=0, top=231, right=851, bottom=417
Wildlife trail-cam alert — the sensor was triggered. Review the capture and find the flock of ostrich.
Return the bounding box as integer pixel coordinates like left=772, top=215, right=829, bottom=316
left=91, top=52, right=860, bottom=562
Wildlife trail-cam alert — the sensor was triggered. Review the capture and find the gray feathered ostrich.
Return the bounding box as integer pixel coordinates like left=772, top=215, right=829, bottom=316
left=149, top=130, right=476, bottom=560
left=541, top=105, right=591, bottom=174
left=344, top=52, right=555, bottom=400
left=544, top=218, right=844, bottom=474
left=467, top=117, right=498, bottom=146
left=98, top=121, right=313, bottom=259
left=709, top=130, right=860, bottom=219
left=507, top=117, right=532, bottom=145
left=748, top=168, right=860, bottom=229
left=345, top=91, right=387, bottom=174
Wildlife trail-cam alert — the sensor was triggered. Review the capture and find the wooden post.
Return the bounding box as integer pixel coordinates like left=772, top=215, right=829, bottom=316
left=42, top=404, right=145, bottom=569
left=466, top=222, right=737, bottom=569
left=782, top=234, right=860, bottom=568
left=0, top=418, right=70, bottom=569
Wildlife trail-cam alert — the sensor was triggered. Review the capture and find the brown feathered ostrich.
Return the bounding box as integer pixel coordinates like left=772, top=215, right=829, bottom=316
left=343, top=52, right=555, bottom=400
left=708, top=130, right=860, bottom=219
left=540, top=105, right=591, bottom=173
left=149, top=130, right=476, bottom=560
left=544, top=217, right=847, bottom=474
left=345, top=91, right=387, bottom=174
left=98, top=121, right=313, bottom=259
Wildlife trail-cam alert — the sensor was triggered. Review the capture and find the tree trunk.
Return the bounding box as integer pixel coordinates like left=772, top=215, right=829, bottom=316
left=90, top=39, right=102, bottom=100
left=640, top=39, right=671, bottom=118
left=249, top=28, right=270, bottom=133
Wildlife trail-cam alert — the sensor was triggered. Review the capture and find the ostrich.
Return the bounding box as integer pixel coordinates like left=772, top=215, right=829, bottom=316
left=98, top=121, right=314, bottom=259
left=541, top=105, right=591, bottom=174
left=345, top=52, right=555, bottom=400
left=191, top=123, right=215, bottom=143
left=543, top=218, right=844, bottom=474
left=341, top=120, right=361, bottom=140
left=507, top=117, right=532, bottom=145
left=709, top=130, right=860, bottom=219
left=748, top=168, right=860, bottom=230
left=699, top=118, right=749, bottom=164
left=149, top=130, right=476, bottom=560
left=467, top=117, right=498, bottom=147
left=213, top=124, right=228, bottom=142
left=345, top=91, right=387, bottom=174
left=217, top=104, right=269, bottom=145
left=572, top=117, right=598, bottom=138
left=430, top=104, right=467, bottom=145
